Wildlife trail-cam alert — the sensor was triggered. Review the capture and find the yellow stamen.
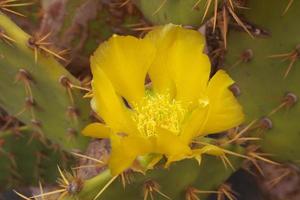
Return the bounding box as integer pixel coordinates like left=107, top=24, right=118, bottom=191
left=132, top=93, right=186, bottom=137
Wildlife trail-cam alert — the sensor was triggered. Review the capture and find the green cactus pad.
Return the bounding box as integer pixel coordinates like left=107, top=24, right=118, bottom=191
left=224, top=0, right=300, bottom=164
left=0, top=12, right=90, bottom=151
left=0, top=128, right=68, bottom=189
left=134, top=0, right=219, bottom=26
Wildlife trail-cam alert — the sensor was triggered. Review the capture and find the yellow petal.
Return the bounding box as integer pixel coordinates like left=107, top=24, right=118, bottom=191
left=166, top=35, right=210, bottom=105
left=199, top=145, right=225, bottom=156
left=146, top=24, right=210, bottom=105
left=109, top=134, right=153, bottom=175
left=203, top=70, right=245, bottom=134
left=180, top=104, right=209, bottom=143
left=190, top=145, right=224, bottom=165
left=155, top=128, right=191, bottom=158
left=91, top=35, right=155, bottom=104
left=91, top=66, right=136, bottom=134
left=145, top=25, right=176, bottom=95
left=82, top=123, right=111, bottom=138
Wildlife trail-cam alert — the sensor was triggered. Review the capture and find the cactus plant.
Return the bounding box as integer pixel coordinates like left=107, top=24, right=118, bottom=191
left=1, top=0, right=300, bottom=200
left=71, top=148, right=244, bottom=200
left=0, top=127, right=69, bottom=189
left=0, top=12, right=90, bottom=151
left=133, top=0, right=219, bottom=26
left=20, top=142, right=244, bottom=200
left=223, top=0, right=300, bottom=165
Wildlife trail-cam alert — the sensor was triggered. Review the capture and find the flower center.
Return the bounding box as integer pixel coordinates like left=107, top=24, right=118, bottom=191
left=132, top=93, right=186, bottom=137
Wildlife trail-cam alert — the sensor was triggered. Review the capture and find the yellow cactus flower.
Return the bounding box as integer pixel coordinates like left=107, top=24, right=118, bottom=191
left=83, top=24, right=244, bottom=175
